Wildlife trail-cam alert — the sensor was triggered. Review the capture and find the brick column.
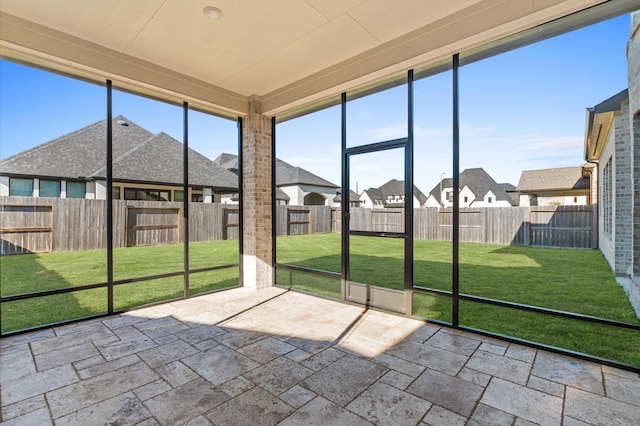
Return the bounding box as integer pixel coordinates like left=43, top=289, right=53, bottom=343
left=242, top=98, right=273, bottom=289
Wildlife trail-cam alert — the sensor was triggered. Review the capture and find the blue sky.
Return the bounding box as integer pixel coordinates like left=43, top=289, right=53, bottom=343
left=0, top=13, right=632, bottom=195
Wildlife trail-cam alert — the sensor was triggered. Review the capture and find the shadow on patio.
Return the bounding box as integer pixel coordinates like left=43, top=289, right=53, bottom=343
left=1, top=287, right=639, bottom=425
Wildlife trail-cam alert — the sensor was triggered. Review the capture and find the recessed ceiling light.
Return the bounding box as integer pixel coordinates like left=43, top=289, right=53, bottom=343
left=203, top=6, right=223, bottom=21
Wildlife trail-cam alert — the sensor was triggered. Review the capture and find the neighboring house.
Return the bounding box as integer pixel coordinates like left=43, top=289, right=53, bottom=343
left=425, top=168, right=517, bottom=208
left=516, top=166, right=592, bottom=206
left=360, top=179, right=427, bottom=209
left=214, top=153, right=339, bottom=206
left=212, top=155, right=291, bottom=205
left=333, top=190, right=362, bottom=208
left=0, top=116, right=238, bottom=202
left=583, top=12, right=640, bottom=317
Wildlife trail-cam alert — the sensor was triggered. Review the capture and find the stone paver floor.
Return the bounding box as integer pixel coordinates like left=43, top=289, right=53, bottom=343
left=1, top=287, right=639, bottom=425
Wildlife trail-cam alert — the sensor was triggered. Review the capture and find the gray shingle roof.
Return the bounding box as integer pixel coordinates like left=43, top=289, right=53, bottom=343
left=427, top=177, right=453, bottom=202
left=214, top=153, right=338, bottom=188
left=0, top=115, right=152, bottom=178
left=333, top=190, right=360, bottom=203
left=498, top=183, right=518, bottom=205
left=517, top=166, right=589, bottom=192
left=0, top=116, right=238, bottom=190
left=275, top=158, right=338, bottom=188
left=213, top=153, right=239, bottom=171
left=428, top=168, right=517, bottom=206
left=363, top=187, right=383, bottom=202
left=364, top=179, right=428, bottom=206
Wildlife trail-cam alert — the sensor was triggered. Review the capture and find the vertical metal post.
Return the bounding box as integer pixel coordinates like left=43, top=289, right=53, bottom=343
left=271, top=116, right=277, bottom=285
left=238, top=117, right=244, bottom=287
left=106, top=80, right=114, bottom=313
left=452, top=54, right=460, bottom=327
left=341, top=92, right=349, bottom=301
left=182, top=102, right=190, bottom=298
left=405, top=70, right=415, bottom=314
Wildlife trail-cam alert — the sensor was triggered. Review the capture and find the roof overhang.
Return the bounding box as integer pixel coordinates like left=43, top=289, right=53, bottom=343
left=584, top=89, right=629, bottom=162
left=1, top=1, right=637, bottom=121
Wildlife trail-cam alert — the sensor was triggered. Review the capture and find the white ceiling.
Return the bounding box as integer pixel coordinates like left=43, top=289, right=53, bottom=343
left=0, top=0, right=615, bottom=119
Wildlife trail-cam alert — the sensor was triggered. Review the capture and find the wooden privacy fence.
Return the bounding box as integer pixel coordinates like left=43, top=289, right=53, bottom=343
left=0, top=196, right=240, bottom=255
left=0, top=204, right=53, bottom=254
left=0, top=196, right=597, bottom=255
left=274, top=205, right=333, bottom=236
left=528, top=207, right=597, bottom=248
left=125, top=206, right=181, bottom=247
left=347, top=206, right=597, bottom=248
left=283, top=205, right=596, bottom=248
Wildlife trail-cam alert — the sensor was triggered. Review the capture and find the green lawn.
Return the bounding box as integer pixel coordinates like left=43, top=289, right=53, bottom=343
left=2, top=233, right=639, bottom=366
left=1, top=240, right=240, bottom=332
left=276, top=233, right=640, bottom=366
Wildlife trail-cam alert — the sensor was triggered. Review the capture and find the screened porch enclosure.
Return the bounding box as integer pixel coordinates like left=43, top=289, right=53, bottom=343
left=1, top=0, right=640, bottom=378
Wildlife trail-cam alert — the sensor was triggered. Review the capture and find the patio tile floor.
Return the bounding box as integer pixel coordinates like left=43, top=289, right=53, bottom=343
left=1, top=287, right=639, bottom=425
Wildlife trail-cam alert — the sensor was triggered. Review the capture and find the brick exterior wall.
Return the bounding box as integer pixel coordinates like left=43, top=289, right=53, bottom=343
left=598, top=123, right=616, bottom=269
left=629, top=13, right=640, bottom=117
left=242, top=99, right=273, bottom=289
left=614, top=101, right=633, bottom=275
left=631, top=112, right=640, bottom=314
left=629, top=12, right=640, bottom=314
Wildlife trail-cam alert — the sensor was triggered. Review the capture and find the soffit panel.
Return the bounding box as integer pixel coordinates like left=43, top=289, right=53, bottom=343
left=0, top=0, right=165, bottom=51
left=303, top=0, right=367, bottom=20
left=260, top=0, right=552, bottom=115
left=125, top=0, right=329, bottom=88
left=222, top=14, right=380, bottom=95
left=348, top=0, right=484, bottom=43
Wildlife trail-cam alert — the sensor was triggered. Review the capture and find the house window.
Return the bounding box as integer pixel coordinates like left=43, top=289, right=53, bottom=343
left=67, top=182, right=86, bottom=199
left=464, top=196, right=468, bottom=203
left=488, top=197, right=493, bottom=203
left=446, top=191, right=453, bottom=201
left=9, top=178, right=33, bottom=197
left=40, top=179, right=61, bottom=198
left=124, top=188, right=170, bottom=201
left=573, top=196, right=578, bottom=203
left=174, top=190, right=184, bottom=202
left=111, top=186, right=121, bottom=200
left=124, top=188, right=135, bottom=200
left=602, top=159, right=612, bottom=236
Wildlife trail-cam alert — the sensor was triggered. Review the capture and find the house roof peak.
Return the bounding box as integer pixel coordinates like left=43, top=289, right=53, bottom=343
left=0, top=116, right=238, bottom=190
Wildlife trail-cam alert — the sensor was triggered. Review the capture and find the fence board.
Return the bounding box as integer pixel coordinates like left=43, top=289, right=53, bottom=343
left=125, top=205, right=180, bottom=247
left=223, top=208, right=240, bottom=240
left=0, top=202, right=53, bottom=254
left=0, top=196, right=597, bottom=255
left=529, top=206, right=595, bottom=248
left=371, top=209, right=403, bottom=233
left=287, top=209, right=311, bottom=236
left=332, top=208, right=341, bottom=233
